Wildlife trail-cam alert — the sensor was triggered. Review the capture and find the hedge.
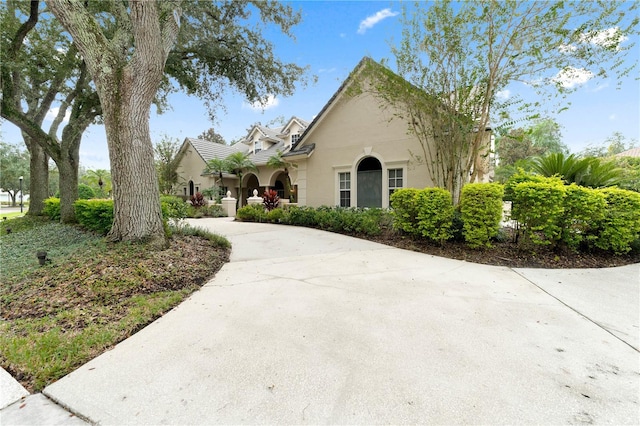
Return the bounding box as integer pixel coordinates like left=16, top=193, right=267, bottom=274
left=511, top=179, right=565, bottom=246
left=460, top=183, right=504, bottom=248
left=74, top=199, right=114, bottom=235
left=560, top=185, right=606, bottom=251
left=594, top=187, right=640, bottom=254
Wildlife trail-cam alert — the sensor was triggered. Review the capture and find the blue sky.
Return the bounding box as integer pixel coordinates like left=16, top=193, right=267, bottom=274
left=1, top=1, right=638, bottom=171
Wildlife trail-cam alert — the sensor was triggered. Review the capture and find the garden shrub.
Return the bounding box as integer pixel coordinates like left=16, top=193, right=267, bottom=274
left=415, top=188, right=454, bottom=243
left=161, top=196, right=189, bottom=222
left=460, top=183, right=504, bottom=248
left=190, top=192, right=206, bottom=208
left=390, top=188, right=421, bottom=234
left=285, top=206, right=318, bottom=227
left=263, top=190, right=280, bottom=211
left=236, top=204, right=267, bottom=222
left=503, top=170, right=558, bottom=202
left=593, top=187, right=640, bottom=254
left=560, top=184, right=606, bottom=251
left=204, top=204, right=226, bottom=218
left=74, top=199, right=114, bottom=235
left=77, top=184, right=96, bottom=200
left=42, top=197, right=61, bottom=221
left=511, top=179, right=565, bottom=246
left=266, top=207, right=285, bottom=223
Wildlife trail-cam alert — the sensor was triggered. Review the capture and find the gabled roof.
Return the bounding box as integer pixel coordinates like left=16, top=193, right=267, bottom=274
left=616, top=147, right=640, bottom=158
left=182, top=137, right=247, bottom=165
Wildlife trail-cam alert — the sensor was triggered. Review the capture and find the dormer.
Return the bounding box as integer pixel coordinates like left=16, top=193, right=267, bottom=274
left=279, top=117, right=309, bottom=149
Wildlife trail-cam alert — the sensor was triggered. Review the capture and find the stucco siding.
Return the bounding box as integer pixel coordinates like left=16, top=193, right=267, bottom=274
left=300, top=90, right=434, bottom=208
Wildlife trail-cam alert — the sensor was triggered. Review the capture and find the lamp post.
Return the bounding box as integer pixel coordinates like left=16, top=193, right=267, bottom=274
left=19, top=176, right=23, bottom=213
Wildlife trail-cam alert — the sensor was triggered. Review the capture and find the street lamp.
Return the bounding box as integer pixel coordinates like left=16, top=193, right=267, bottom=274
left=19, top=176, right=23, bottom=213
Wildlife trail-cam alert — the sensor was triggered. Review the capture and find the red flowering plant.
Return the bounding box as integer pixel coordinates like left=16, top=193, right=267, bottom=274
left=262, top=189, right=280, bottom=211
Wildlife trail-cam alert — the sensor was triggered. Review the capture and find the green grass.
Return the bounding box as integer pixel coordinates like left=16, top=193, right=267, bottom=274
left=0, top=211, right=26, bottom=220
left=0, top=216, right=230, bottom=392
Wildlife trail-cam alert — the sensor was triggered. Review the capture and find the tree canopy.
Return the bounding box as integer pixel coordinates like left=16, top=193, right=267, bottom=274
left=383, top=0, right=638, bottom=203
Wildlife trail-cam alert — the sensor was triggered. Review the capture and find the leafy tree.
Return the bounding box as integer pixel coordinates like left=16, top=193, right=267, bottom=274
left=81, top=169, right=111, bottom=198
left=203, top=157, right=229, bottom=194
left=197, top=128, right=226, bottom=145
left=47, top=0, right=308, bottom=246
left=1, top=1, right=102, bottom=221
left=386, top=1, right=637, bottom=204
left=581, top=131, right=638, bottom=157
left=0, top=142, right=30, bottom=206
left=154, top=136, right=184, bottom=195
left=224, top=152, right=257, bottom=206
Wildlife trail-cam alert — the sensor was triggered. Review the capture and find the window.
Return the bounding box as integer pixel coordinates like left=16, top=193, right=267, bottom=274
left=291, top=134, right=301, bottom=145
left=339, top=172, right=351, bottom=207
left=388, top=168, right=403, bottom=198
left=255, top=141, right=262, bottom=153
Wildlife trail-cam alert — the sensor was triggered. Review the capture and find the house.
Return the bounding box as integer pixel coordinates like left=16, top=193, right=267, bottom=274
left=175, top=57, right=492, bottom=208
left=175, top=117, right=309, bottom=205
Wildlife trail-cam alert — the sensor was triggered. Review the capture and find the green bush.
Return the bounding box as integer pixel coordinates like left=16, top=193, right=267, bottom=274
left=77, top=184, right=96, bottom=200
left=42, top=197, right=61, bottom=221
left=415, top=188, right=454, bottom=243
left=74, top=199, right=114, bottom=235
left=594, top=187, right=640, bottom=254
left=504, top=170, right=560, bottom=202
left=284, top=206, right=318, bottom=227
left=511, top=179, right=565, bottom=246
left=161, top=196, right=189, bottom=222
left=266, top=208, right=285, bottom=223
left=204, top=204, right=226, bottom=218
left=560, top=185, right=606, bottom=251
left=236, top=204, right=267, bottom=222
left=390, top=188, right=421, bottom=234
left=460, top=183, right=504, bottom=248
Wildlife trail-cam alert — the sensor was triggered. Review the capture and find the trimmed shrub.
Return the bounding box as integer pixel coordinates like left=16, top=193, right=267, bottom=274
left=512, top=179, right=565, bottom=246
left=460, top=183, right=504, bottom=248
left=266, top=207, right=285, bottom=223
left=285, top=206, right=318, bottom=227
left=77, top=184, right=96, bottom=200
left=161, top=196, right=189, bottom=222
left=190, top=192, right=206, bottom=208
left=560, top=185, right=606, bottom=251
left=74, top=199, right=114, bottom=235
left=390, top=188, right=421, bottom=234
left=236, top=204, right=267, bottom=222
left=415, top=188, right=454, bottom=243
left=204, top=204, right=226, bottom=218
left=42, top=197, right=61, bottom=221
left=594, top=187, right=640, bottom=254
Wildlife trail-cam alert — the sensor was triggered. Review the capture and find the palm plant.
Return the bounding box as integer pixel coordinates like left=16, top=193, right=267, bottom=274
left=224, top=152, right=257, bottom=205
left=204, top=158, right=228, bottom=187
left=531, top=152, right=623, bottom=188
left=266, top=150, right=297, bottom=200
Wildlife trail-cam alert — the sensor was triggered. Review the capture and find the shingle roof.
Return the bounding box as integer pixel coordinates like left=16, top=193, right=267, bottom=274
left=185, top=138, right=248, bottom=163
left=616, top=147, right=640, bottom=158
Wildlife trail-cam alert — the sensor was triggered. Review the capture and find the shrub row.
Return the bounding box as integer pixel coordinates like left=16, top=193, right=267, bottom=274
left=509, top=176, right=640, bottom=253
left=236, top=204, right=388, bottom=236
left=41, top=196, right=225, bottom=236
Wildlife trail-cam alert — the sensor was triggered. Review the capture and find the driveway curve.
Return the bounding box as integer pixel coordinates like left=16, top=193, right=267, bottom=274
left=38, top=218, right=639, bottom=425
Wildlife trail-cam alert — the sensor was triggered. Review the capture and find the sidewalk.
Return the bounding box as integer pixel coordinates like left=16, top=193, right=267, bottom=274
left=2, top=218, right=638, bottom=424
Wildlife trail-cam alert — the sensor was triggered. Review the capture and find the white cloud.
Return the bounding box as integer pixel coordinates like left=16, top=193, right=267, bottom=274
left=551, top=67, right=594, bottom=88
left=496, top=89, right=511, bottom=100
left=45, top=107, right=71, bottom=123
left=357, top=8, right=399, bottom=34
left=580, top=27, right=628, bottom=50
left=244, top=94, right=279, bottom=111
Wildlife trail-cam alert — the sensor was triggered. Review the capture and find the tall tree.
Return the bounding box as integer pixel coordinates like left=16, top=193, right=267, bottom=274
left=497, top=118, right=567, bottom=167
left=1, top=1, right=101, bottom=220
left=154, top=136, right=184, bottom=195
left=47, top=0, right=308, bottom=246
left=197, top=128, right=226, bottom=145
left=385, top=0, right=637, bottom=203
left=0, top=142, right=30, bottom=206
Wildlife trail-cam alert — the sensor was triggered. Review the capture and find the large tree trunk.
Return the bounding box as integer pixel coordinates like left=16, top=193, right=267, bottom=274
left=23, top=134, right=49, bottom=216
left=58, top=141, right=80, bottom=223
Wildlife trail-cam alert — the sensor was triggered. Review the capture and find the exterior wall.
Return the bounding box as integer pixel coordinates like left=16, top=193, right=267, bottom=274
left=295, top=90, right=434, bottom=208
left=176, top=144, right=235, bottom=199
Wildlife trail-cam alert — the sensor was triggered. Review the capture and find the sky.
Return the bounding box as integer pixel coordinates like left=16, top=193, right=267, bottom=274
left=1, top=1, right=639, bottom=171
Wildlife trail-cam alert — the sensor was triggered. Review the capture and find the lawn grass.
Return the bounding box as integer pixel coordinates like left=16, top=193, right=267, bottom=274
left=0, top=216, right=230, bottom=392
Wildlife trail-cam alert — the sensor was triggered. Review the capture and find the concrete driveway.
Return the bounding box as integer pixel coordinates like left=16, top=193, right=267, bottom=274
left=4, top=218, right=639, bottom=424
